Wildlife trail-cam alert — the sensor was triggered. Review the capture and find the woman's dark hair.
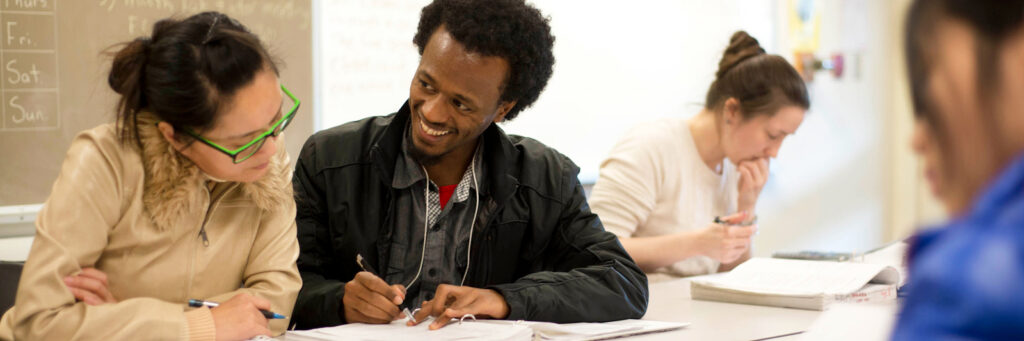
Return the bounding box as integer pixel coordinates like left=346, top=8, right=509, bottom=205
left=905, top=0, right=1024, bottom=152
left=413, top=0, right=555, bottom=121
left=108, top=11, right=278, bottom=147
left=705, top=31, right=809, bottom=119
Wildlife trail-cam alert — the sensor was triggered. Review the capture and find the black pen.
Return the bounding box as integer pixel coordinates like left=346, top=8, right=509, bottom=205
left=187, top=299, right=286, bottom=319
left=356, top=254, right=417, bottom=322
left=356, top=253, right=379, bottom=275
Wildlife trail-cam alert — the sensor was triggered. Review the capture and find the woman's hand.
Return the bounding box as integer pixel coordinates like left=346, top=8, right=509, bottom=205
left=697, top=212, right=757, bottom=264
left=64, top=267, right=117, bottom=305
left=737, top=158, right=769, bottom=212
left=210, top=293, right=273, bottom=341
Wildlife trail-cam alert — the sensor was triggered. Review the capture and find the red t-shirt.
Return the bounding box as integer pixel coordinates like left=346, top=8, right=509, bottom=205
left=439, top=184, right=458, bottom=209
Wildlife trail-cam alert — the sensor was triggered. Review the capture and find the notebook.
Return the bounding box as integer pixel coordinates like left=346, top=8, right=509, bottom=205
left=690, top=257, right=900, bottom=311
left=281, top=317, right=688, bottom=341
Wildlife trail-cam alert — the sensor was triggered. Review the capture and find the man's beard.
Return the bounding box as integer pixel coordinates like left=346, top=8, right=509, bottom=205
left=406, top=130, right=445, bottom=166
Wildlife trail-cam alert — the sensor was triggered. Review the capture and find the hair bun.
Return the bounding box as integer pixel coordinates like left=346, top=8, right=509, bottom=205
left=715, top=31, right=766, bottom=79
left=107, top=37, right=151, bottom=96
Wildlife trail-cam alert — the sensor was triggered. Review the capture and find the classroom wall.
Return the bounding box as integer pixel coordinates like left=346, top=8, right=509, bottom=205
left=318, top=0, right=777, bottom=182
left=756, top=0, right=944, bottom=255
left=753, top=0, right=890, bottom=255
left=315, top=0, right=925, bottom=256
left=883, top=0, right=947, bottom=241
left=1, top=0, right=948, bottom=262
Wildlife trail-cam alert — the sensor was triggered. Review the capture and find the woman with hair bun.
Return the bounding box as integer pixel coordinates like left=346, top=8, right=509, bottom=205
left=0, top=11, right=301, bottom=341
left=590, top=31, right=810, bottom=276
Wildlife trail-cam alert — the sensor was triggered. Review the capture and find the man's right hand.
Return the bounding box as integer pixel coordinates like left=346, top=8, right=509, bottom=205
left=343, top=271, right=407, bottom=324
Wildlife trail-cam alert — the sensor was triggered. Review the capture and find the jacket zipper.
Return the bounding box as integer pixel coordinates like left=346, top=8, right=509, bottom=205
left=185, top=183, right=231, bottom=298
left=185, top=189, right=210, bottom=299
left=199, top=227, right=210, bottom=246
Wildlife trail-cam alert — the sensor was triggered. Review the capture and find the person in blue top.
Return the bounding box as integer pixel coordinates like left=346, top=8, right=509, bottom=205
left=893, top=0, right=1024, bottom=339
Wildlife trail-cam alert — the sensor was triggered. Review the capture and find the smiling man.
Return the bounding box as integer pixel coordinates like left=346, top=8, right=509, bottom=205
left=290, top=0, right=648, bottom=330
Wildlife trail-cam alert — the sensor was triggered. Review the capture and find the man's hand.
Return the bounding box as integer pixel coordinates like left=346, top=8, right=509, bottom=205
left=409, top=285, right=509, bottom=330
left=343, top=271, right=407, bottom=324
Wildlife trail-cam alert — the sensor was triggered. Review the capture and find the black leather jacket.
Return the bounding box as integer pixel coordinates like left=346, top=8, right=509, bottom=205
left=290, top=102, right=648, bottom=329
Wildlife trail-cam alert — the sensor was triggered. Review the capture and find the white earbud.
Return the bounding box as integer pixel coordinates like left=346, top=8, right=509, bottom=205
left=407, top=156, right=479, bottom=289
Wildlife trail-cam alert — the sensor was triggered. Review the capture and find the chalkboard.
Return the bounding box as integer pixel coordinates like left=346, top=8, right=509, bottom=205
left=0, top=0, right=313, bottom=206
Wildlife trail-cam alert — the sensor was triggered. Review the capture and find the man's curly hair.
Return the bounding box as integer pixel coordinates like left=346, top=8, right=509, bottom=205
left=413, top=0, right=555, bottom=121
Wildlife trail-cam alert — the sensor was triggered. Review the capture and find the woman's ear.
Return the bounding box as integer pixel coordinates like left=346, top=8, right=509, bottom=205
left=723, top=98, right=742, bottom=125
left=157, top=122, right=188, bottom=152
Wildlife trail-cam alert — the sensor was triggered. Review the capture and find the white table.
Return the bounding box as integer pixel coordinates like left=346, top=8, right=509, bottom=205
left=628, top=275, right=824, bottom=341
left=275, top=275, right=898, bottom=341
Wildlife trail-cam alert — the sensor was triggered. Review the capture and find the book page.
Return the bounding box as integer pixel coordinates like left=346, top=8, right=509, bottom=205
left=697, top=258, right=898, bottom=295
left=855, top=241, right=908, bottom=286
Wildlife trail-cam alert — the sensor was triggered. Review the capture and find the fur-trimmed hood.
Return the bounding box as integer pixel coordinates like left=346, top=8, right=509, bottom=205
left=135, top=112, right=293, bottom=231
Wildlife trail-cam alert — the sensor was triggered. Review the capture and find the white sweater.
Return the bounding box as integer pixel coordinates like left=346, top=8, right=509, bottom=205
left=590, top=117, right=739, bottom=276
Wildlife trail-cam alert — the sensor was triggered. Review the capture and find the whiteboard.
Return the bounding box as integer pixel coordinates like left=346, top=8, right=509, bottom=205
left=0, top=0, right=313, bottom=206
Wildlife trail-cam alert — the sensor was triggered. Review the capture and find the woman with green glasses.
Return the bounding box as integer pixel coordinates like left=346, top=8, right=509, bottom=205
left=1, top=12, right=301, bottom=341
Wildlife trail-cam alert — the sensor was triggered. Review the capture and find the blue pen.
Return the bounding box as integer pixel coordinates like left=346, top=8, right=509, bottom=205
left=188, top=299, right=287, bottom=319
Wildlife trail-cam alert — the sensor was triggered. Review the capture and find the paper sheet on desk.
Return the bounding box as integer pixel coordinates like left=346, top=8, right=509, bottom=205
left=279, top=317, right=687, bottom=341
left=282, top=317, right=531, bottom=341
left=696, top=258, right=899, bottom=296
left=490, top=319, right=689, bottom=340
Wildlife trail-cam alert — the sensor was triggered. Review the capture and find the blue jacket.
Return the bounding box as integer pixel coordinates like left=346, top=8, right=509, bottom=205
left=892, top=153, right=1024, bottom=340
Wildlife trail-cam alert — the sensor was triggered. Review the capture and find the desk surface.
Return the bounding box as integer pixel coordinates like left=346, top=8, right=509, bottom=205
left=275, top=275, right=896, bottom=341
left=630, top=275, right=823, bottom=341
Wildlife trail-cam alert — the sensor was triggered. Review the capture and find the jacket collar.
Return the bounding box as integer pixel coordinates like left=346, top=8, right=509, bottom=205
left=966, top=151, right=1024, bottom=225
left=135, top=112, right=293, bottom=231
left=370, top=101, right=519, bottom=202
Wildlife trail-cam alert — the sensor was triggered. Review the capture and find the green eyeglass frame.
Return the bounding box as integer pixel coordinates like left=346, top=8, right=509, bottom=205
left=183, top=85, right=300, bottom=164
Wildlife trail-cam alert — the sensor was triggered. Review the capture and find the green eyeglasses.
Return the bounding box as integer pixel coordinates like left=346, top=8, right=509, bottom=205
left=183, top=85, right=300, bottom=164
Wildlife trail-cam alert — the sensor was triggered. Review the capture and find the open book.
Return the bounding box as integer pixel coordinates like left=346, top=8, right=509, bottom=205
left=691, top=257, right=901, bottom=311
left=282, top=317, right=688, bottom=341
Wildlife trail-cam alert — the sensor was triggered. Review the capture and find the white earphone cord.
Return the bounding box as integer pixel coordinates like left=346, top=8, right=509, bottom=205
left=407, top=158, right=479, bottom=289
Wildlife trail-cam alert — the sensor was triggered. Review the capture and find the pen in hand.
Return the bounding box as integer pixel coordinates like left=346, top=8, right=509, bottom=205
left=713, top=212, right=757, bottom=226
left=356, top=254, right=417, bottom=322
left=356, top=253, right=379, bottom=275
left=188, top=299, right=286, bottom=319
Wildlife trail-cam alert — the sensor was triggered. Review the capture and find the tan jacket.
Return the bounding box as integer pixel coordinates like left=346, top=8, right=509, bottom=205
left=0, top=113, right=301, bottom=340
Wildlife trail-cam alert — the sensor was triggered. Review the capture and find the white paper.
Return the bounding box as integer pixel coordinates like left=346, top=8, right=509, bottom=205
left=696, top=258, right=898, bottom=295
left=284, top=317, right=531, bottom=341
left=282, top=318, right=687, bottom=341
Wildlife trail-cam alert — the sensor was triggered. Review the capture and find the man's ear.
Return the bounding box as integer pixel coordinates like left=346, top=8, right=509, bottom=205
left=493, top=101, right=517, bottom=123
left=157, top=122, right=188, bottom=152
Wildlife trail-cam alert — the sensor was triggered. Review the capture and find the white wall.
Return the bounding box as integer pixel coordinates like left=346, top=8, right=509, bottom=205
left=317, top=0, right=776, bottom=182
left=1, top=0, right=945, bottom=263
left=316, top=0, right=896, bottom=255
left=0, top=236, right=32, bottom=261
left=751, top=0, right=889, bottom=255
left=753, top=0, right=943, bottom=255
